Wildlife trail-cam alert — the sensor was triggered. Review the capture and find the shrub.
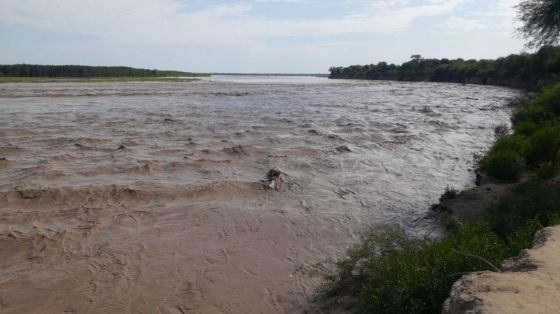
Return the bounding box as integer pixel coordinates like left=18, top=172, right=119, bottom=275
left=506, top=218, right=543, bottom=253
left=480, top=150, right=525, bottom=181
left=537, top=163, right=557, bottom=180
left=314, top=183, right=560, bottom=314
left=480, top=136, right=527, bottom=181
left=440, top=185, right=459, bottom=201
left=512, top=104, right=554, bottom=127
left=513, top=120, right=540, bottom=135
left=481, top=151, right=524, bottom=181
left=494, top=124, right=510, bottom=138
left=549, top=212, right=560, bottom=225
left=526, top=125, right=560, bottom=168
left=488, top=183, right=560, bottom=239
left=491, top=135, right=527, bottom=154
left=530, top=83, right=560, bottom=115
left=349, top=224, right=507, bottom=314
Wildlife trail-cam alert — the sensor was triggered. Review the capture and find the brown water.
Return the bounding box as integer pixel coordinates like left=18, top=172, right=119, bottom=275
left=0, top=77, right=517, bottom=313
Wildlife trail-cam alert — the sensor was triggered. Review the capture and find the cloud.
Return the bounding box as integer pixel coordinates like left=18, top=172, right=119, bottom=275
left=0, top=0, right=525, bottom=72
left=0, top=0, right=472, bottom=46
left=445, top=16, right=486, bottom=31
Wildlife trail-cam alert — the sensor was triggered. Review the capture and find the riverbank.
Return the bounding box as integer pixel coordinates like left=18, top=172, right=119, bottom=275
left=328, top=46, right=560, bottom=90
left=0, top=76, right=202, bottom=83
left=311, top=83, right=560, bottom=313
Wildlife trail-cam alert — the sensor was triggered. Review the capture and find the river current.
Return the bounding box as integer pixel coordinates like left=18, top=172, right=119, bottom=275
left=0, top=76, right=517, bottom=313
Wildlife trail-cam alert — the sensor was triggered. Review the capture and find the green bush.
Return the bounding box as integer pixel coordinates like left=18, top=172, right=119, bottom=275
left=491, top=135, right=527, bottom=154
left=480, top=136, right=527, bottom=181
left=480, top=135, right=527, bottom=181
left=488, top=183, right=560, bottom=239
left=526, top=125, right=560, bottom=168
left=512, top=103, right=554, bottom=127
left=537, top=163, right=557, bottom=180
left=530, top=83, right=560, bottom=115
left=480, top=151, right=524, bottom=181
left=513, top=120, right=540, bottom=136
left=506, top=218, right=543, bottom=253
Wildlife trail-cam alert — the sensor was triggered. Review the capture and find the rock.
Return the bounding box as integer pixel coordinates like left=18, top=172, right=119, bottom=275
left=334, top=188, right=356, bottom=199
left=223, top=145, right=247, bottom=155
left=443, top=226, right=560, bottom=314
left=14, top=186, right=43, bottom=199
left=336, top=145, right=352, bottom=153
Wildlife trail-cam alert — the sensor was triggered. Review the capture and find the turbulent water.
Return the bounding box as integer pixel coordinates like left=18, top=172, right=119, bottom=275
left=0, top=76, right=517, bottom=313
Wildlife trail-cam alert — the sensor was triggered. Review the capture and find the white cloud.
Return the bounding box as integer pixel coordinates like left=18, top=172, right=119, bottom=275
left=445, top=16, right=486, bottom=31
left=0, top=0, right=472, bottom=46
left=0, top=0, right=526, bottom=72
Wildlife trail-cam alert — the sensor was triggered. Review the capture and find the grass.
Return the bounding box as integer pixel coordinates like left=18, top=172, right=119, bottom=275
left=0, top=76, right=207, bottom=83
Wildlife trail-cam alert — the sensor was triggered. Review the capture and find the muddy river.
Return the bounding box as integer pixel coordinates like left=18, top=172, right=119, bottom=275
left=0, top=76, right=517, bottom=313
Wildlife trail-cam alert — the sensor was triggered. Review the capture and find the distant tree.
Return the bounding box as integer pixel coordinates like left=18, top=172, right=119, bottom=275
left=0, top=64, right=202, bottom=78
left=410, top=54, right=423, bottom=64
left=517, top=0, right=560, bottom=48
left=328, top=46, right=560, bottom=88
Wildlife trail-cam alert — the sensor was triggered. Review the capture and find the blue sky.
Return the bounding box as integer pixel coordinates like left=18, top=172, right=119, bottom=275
left=0, top=0, right=526, bottom=73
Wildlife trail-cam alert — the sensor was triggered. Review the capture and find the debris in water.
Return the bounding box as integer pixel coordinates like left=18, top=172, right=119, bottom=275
left=335, top=188, right=356, bottom=199
left=223, top=145, right=248, bottom=155
left=475, top=172, right=482, bottom=186
left=336, top=145, right=352, bottom=153
left=264, top=168, right=287, bottom=191
left=14, top=186, right=42, bottom=199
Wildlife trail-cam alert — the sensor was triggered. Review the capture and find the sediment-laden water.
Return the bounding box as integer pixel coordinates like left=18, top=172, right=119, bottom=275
left=0, top=76, right=517, bottom=313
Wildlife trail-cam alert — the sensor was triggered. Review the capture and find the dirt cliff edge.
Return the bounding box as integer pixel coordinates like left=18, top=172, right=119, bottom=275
left=443, top=226, right=560, bottom=314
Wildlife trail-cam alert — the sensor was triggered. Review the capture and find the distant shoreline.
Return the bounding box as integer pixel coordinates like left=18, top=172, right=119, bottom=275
left=211, top=73, right=328, bottom=77
left=0, top=76, right=202, bottom=84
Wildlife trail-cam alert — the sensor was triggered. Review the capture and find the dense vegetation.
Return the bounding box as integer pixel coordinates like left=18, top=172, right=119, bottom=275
left=481, top=84, right=560, bottom=181
left=329, top=46, right=560, bottom=88
left=0, top=64, right=206, bottom=78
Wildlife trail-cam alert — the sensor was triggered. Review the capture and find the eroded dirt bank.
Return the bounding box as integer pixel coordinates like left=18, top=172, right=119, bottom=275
left=444, top=226, right=560, bottom=313
left=0, top=78, right=517, bottom=313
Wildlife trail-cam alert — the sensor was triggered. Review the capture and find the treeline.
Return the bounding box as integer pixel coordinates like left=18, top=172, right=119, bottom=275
left=329, top=46, right=560, bottom=88
left=0, top=64, right=206, bottom=78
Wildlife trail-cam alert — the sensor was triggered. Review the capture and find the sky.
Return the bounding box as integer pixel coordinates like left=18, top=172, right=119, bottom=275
left=0, top=0, right=527, bottom=73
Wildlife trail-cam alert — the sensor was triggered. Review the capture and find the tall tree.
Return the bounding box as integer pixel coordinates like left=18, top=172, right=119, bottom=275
left=517, top=0, right=560, bottom=48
